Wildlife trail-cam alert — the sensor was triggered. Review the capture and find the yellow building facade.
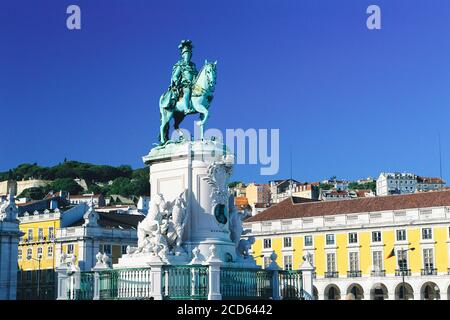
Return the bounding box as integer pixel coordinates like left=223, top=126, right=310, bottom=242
left=245, top=191, right=450, bottom=300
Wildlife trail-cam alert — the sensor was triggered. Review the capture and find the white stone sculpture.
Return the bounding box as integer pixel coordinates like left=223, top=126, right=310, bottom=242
left=189, top=247, right=202, bottom=264
left=96, top=252, right=103, bottom=265
left=82, top=199, right=99, bottom=227
left=0, top=190, right=18, bottom=222
left=60, top=252, right=68, bottom=266
left=203, top=159, right=233, bottom=226
left=134, top=191, right=189, bottom=262
left=101, top=253, right=110, bottom=266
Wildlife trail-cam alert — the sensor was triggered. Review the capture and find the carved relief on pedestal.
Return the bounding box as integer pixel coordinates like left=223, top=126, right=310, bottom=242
left=203, top=158, right=233, bottom=227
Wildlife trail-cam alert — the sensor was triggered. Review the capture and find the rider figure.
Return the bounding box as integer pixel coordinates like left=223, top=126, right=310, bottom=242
left=170, top=40, right=198, bottom=114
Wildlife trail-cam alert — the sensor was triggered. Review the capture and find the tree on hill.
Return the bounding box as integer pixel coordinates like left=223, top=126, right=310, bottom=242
left=49, top=178, right=83, bottom=195
left=17, top=187, right=48, bottom=201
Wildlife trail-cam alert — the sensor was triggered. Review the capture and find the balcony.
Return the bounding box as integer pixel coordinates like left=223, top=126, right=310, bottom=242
left=324, top=271, right=339, bottom=278
left=347, top=270, right=362, bottom=278
left=421, top=268, right=437, bottom=276
left=371, top=270, right=386, bottom=277
left=395, top=269, right=411, bottom=276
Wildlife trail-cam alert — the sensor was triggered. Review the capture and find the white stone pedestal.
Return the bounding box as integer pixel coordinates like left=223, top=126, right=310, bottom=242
left=141, top=139, right=237, bottom=264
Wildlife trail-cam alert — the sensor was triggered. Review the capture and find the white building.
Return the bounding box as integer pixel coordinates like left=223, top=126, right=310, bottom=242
left=377, top=173, right=445, bottom=196
left=377, top=172, right=418, bottom=196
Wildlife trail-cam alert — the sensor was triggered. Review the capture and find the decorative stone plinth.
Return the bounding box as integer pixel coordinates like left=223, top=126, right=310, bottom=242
left=142, top=139, right=237, bottom=264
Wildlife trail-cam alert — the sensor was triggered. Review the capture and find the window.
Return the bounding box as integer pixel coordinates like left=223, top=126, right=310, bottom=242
left=326, top=234, right=335, bottom=245
left=48, top=227, right=54, bottom=240
left=27, top=248, right=32, bottom=260
left=372, top=231, right=382, bottom=243
left=396, top=229, right=407, bottom=241
left=100, top=244, right=112, bottom=255
left=47, top=246, right=53, bottom=257
left=372, top=251, right=382, bottom=271
left=283, top=255, right=293, bottom=270
left=304, top=235, right=313, bottom=247
left=263, top=238, right=272, bottom=249
left=283, top=237, right=292, bottom=248
left=27, top=229, right=33, bottom=241
left=37, top=247, right=43, bottom=258
left=348, top=233, right=358, bottom=244
left=38, top=228, right=44, bottom=241
left=67, top=244, right=74, bottom=254
left=349, top=252, right=359, bottom=271
left=397, top=250, right=408, bottom=270
left=423, top=248, right=434, bottom=269
left=422, top=228, right=432, bottom=240
left=18, top=249, right=22, bottom=260
left=263, top=256, right=271, bottom=269
left=326, top=253, right=336, bottom=272
left=121, top=245, right=128, bottom=255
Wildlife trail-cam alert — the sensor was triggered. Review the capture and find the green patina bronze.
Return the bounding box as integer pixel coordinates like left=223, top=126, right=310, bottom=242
left=157, top=40, right=217, bottom=146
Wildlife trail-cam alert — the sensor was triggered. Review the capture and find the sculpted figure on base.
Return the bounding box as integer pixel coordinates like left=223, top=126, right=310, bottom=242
left=133, top=191, right=189, bottom=261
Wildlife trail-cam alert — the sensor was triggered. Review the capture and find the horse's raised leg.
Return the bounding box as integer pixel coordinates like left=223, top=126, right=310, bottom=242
left=192, top=102, right=209, bottom=140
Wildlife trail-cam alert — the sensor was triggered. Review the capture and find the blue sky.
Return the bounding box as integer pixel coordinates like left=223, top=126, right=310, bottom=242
left=1, top=0, right=449, bottom=184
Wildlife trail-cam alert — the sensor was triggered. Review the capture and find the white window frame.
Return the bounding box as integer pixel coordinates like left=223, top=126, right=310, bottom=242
left=27, top=229, right=33, bottom=241
left=283, top=255, right=293, bottom=271
left=283, top=236, right=292, bottom=248
left=371, top=231, right=382, bottom=243
left=348, top=232, right=358, bottom=244
left=48, top=227, right=54, bottom=240
left=263, top=238, right=272, bottom=249
left=18, top=249, right=23, bottom=260
left=326, top=252, right=336, bottom=272
left=27, top=248, right=32, bottom=260
left=348, top=251, right=360, bottom=272
left=422, top=248, right=435, bottom=270
left=38, top=228, right=44, bottom=241
left=37, top=247, right=43, bottom=259
left=325, top=234, right=335, bottom=246
left=421, top=227, right=433, bottom=240
left=67, top=244, right=74, bottom=254
left=47, top=246, right=53, bottom=257
left=396, top=229, right=407, bottom=242
left=372, top=250, right=383, bottom=271
left=304, top=235, right=313, bottom=247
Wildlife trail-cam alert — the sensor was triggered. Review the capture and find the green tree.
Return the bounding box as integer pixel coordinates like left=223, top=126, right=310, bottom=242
left=49, top=178, right=83, bottom=195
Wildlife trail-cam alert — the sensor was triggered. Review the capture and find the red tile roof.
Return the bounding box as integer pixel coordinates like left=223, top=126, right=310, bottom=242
left=417, top=176, right=446, bottom=184
left=245, top=190, right=450, bottom=222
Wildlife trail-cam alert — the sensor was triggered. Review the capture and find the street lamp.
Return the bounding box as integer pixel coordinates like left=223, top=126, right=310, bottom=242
left=399, top=247, right=415, bottom=300
left=29, top=256, right=42, bottom=299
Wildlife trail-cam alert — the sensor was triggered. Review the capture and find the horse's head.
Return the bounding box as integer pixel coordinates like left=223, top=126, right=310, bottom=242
left=203, top=60, right=217, bottom=91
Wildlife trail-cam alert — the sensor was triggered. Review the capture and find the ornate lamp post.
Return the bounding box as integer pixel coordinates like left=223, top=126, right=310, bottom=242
left=30, top=256, right=42, bottom=299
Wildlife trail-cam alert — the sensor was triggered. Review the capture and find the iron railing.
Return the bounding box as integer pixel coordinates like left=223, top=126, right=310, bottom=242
left=421, top=268, right=437, bottom=276
left=278, top=270, right=304, bottom=300
left=67, top=268, right=152, bottom=300
left=347, top=270, right=362, bottom=278
left=220, top=268, right=273, bottom=300
left=395, top=269, right=411, bottom=276
left=371, top=270, right=386, bottom=277
left=162, top=265, right=208, bottom=300
left=324, top=271, right=339, bottom=278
